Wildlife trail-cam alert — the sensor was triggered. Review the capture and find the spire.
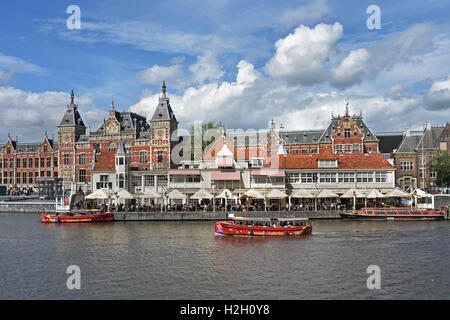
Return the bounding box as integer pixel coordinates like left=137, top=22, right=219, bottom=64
left=162, top=81, right=166, bottom=97
left=345, top=100, right=349, bottom=117
left=70, top=89, right=74, bottom=105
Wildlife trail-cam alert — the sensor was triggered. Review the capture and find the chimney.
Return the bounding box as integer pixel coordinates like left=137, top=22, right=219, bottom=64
left=423, top=122, right=431, bottom=132
left=404, top=128, right=410, bottom=137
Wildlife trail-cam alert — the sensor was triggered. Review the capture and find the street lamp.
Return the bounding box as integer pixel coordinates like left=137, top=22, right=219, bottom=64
left=313, top=174, right=318, bottom=211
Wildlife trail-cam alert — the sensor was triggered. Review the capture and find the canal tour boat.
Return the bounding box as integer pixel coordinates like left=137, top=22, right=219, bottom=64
left=215, top=217, right=312, bottom=236
left=40, top=209, right=114, bottom=223
left=40, top=192, right=114, bottom=223
left=340, top=207, right=444, bottom=221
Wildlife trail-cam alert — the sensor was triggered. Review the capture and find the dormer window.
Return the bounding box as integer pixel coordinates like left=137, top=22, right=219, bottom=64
left=318, top=159, right=338, bottom=168
left=250, top=158, right=264, bottom=167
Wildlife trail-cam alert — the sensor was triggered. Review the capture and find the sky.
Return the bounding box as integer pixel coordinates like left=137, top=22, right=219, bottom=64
left=0, top=0, right=449, bottom=141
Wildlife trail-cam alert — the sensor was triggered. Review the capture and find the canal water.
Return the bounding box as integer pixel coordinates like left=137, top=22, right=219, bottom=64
left=0, top=213, right=449, bottom=300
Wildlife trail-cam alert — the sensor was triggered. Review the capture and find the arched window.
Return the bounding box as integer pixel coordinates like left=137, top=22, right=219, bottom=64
left=118, top=174, right=125, bottom=189
left=108, top=142, right=116, bottom=152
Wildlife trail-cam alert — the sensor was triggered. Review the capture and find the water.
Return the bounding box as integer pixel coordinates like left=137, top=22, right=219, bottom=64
left=0, top=213, right=449, bottom=300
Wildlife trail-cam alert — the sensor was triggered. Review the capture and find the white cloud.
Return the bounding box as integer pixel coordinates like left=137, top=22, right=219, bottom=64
left=276, top=0, right=329, bottom=30
left=136, top=64, right=183, bottom=85
left=0, top=86, right=104, bottom=141
left=424, top=75, right=450, bottom=110
left=264, top=23, right=343, bottom=85
left=189, top=51, right=225, bottom=84
left=0, top=53, right=43, bottom=83
left=331, top=48, right=370, bottom=88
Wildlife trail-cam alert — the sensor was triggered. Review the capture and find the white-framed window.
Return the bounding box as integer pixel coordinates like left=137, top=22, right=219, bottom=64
left=319, top=173, right=336, bottom=183
left=157, top=175, right=167, bottom=186
left=400, top=161, right=413, bottom=171
left=79, top=153, right=86, bottom=165
left=430, top=171, right=437, bottom=178
left=344, top=144, right=351, bottom=154
left=144, top=175, right=155, bottom=186
left=301, top=173, right=318, bottom=183
left=352, top=144, right=360, bottom=154
left=187, top=175, right=201, bottom=183
left=139, top=151, right=148, bottom=164
left=131, top=175, right=142, bottom=187
left=249, top=158, right=264, bottom=167
left=335, top=145, right=343, bottom=154
left=251, top=176, right=266, bottom=184
left=318, top=160, right=338, bottom=168
left=287, top=173, right=300, bottom=184
left=357, top=172, right=373, bottom=183
left=418, top=154, right=426, bottom=165
left=338, top=172, right=355, bottom=183
left=375, top=172, right=387, bottom=183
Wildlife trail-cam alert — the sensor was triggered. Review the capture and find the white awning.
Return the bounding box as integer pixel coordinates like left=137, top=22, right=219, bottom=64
left=191, top=189, right=214, bottom=200
left=168, top=189, right=186, bottom=199
left=266, top=189, right=288, bottom=199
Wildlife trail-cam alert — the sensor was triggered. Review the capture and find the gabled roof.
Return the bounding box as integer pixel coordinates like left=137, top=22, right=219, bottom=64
left=319, top=115, right=378, bottom=143
left=92, top=150, right=116, bottom=172
left=275, top=150, right=394, bottom=170
left=150, top=83, right=177, bottom=123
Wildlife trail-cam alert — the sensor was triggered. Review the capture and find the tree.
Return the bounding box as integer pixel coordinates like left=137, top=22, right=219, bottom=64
left=428, top=151, right=450, bottom=187
left=189, top=121, right=220, bottom=160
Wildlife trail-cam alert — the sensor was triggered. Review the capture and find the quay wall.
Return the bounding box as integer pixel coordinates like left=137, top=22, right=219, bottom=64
left=0, top=202, right=55, bottom=213
left=113, top=210, right=341, bottom=221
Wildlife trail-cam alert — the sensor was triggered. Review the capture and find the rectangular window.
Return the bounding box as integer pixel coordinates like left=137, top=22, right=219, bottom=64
left=40, top=158, right=45, bottom=167
left=47, top=171, right=51, bottom=177
left=131, top=175, right=142, bottom=187
left=170, top=175, right=184, bottom=183
left=310, top=149, right=317, bottom=154
left=344, top=129, right=351, bottom=138
left=352, top=144, right=360, bottom=154
left=288, top=173, right=300, bottom=184
left=140, top=152, right=148, bottom=164
left=375, top=172, right=387, bottom=183
left=78, top=169, right=86, bottom=183
left=3, top=159, right=7, bottom=168
left=144, top=175, right=155, bottom=187
left=157, top=175, right=167, bottom=187
left=335, top=145, right=343, bottom=154
left=300, top=173, right=318, bottom=183
left=64, top=154, right=70, bottom=165
left=251, top=175, right=266, bottom=184
left=54, top=157, right=58, bottom=167
left=249, top=158, right=264, bottom=167
left=16, top=172, right=21, bottom=184
left=318, top=160, right=338, bottom=168
left=319, top=173, right=336, bottom=183
left=79, top=153, right=86, bottom=165
left=418, top=155, right=426, bottom=165
left=46, top=157, right=51, bottom=167
left=156, top=150, right=164, bottom=163
left=301, top=149, right=308, bottom=154
left=22, top=158, right=27, bottom=168
left=430, top=171, right=437, bottom=178
left=344, top=144, right=351, bottom=154
left=357, top=172, right=373, bottom=183
left=187, top=175, right=200, bottom=183
left=29, top=172, right=33, bottom=184
left=35, top=158, right=39, bottom=168
left=29, top=158, right=33, bottom=168
left=338, top=172, right=355, bottom=183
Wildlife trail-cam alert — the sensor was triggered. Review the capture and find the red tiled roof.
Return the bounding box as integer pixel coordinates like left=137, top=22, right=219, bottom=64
left=93, top=151, right=116, bottom=171
left=269, top=152, right=394, bottom=170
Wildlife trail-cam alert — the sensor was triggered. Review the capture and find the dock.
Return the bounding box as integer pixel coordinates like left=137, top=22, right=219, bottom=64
left=113, top=210, right=342, bottom=221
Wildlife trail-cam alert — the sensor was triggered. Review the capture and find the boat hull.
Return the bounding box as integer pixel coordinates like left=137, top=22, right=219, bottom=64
left=340, top=212, right=444, bottom=221
left=215, top=221, right=312, bottom=236
left=40, top=212, right=114, bottom=223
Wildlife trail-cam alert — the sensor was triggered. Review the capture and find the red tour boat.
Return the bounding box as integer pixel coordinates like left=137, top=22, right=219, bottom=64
left=40, top=192, right=114, bottom=223
left=340, top=207, right=444, bottom=221
left=215, top=217, right=312, bottom=236
left=41, top=209, right=114, bottom=223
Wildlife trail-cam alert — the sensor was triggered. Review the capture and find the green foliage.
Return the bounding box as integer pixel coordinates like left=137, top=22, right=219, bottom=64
left=189, top=121, right=220, bottom=160
left=428, top=151, right=450, bottom=187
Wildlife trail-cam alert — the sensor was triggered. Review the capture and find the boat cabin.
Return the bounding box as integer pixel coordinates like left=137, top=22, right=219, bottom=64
left=232, top=217, right=309, bottom=227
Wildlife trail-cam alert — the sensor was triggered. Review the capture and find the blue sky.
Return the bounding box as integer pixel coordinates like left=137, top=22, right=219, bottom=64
left=0, top=0, right=449, bottom=140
